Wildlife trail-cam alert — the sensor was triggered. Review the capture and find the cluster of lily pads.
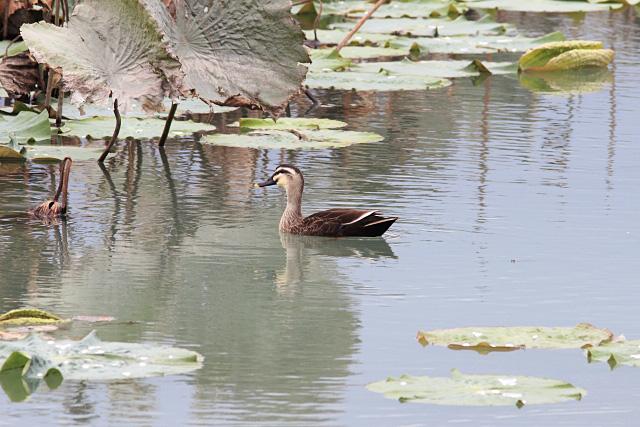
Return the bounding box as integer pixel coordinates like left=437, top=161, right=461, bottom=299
left=0, top=308, right=202, bottom=402
left=368, top=323, right=640, bottom=407
left=297, top=0, right=618, bottom=93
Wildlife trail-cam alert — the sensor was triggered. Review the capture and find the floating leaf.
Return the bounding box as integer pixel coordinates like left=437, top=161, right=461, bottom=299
left=60, top=116, right=216, bottom=139
left=587, top=340, right=640, bottom=368
left=72, top=316, right=115, bottom=323
left=23, top=145, right=111, bottom=163
left=357, top=59, right=517, bottom=78
left=368, top=370, right=586, bottom=407
left=162, top=98, right=237, bottom=116
left=329, top=16, right=512, bottom=37
left=308, top=49, right=353, bottom=73
left=237, top=117, right=347, bottom=131
left=0, top=110, right=51, bottom=144
left=304, top=29, right=395, bottom=47
left=318, top=0, right=467, bottom=18
left=202, top=129, right=383, bottom=150
left=462, top=0, right=623, bottom=13
left=391, top=31, right=566, bottom=55
left=317, top=46, right=410, bottom=59
left=519, top=68, right=613, bottom=94
left=140, top=0, right=309, bottom=116
left=21, top=0, right=184, bottom=113
left=0, top=41, right=28, bottom=57
left=417, top=324, right=613, bottom=353
left=0, top=145, right=25, bottom=161
left=519, top=40, right=614, bottom=72
left=306, top=70, right=451, bottom=91
left=0, top=308, right=62, bottom=326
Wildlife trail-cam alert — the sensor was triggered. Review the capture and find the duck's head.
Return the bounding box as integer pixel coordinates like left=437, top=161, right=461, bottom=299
left=255, top=164, right=304, bottom=192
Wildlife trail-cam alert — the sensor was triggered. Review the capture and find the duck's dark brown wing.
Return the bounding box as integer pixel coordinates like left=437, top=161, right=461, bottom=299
left=301, top=208, right=397, bottom=237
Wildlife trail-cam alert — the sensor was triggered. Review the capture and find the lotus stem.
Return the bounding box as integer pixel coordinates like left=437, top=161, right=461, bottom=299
left=2, top=0, right=9, bottom=40
left=44, top=73, right=54, bottom=114
left=313, top=0, right=323, bottom=42
left=54, top=0, right=60, bottom=26
left=55, top=91, right=63, bottom=128
left=63, top=0, right=69, bottom=23
left=335, top=0, right=385, bottom=52
left=98, top=99, right=121, bottom=163
left=304, top=89, right=319, bottom=105
left=158, top=102, right=177, bottom=148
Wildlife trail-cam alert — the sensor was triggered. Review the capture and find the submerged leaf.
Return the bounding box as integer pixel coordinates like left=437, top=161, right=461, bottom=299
left=141, top=0, right=309, bottom=117
left=60, top=116, right=216, bottom=139
left=417, top=324, right=613, bottom=353
left=202, top=129, right=383, bottom=150
left=0, top=110, right=51, bottom=145
left=368, top=370, right=586, bottom=406
left=587, top=340, right=640, bottom=368
left=519, top=40, right=614, bottom=72
left=21, top=0, right=185, bottom=113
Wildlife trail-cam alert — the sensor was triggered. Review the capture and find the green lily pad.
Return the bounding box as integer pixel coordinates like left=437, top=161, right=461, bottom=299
left=329, top=16, right=513, bottom=37
left=519, top=67, right=613, bottom=94
left=162, top=98, right=238, bottom=116
left=519, top=40, right=614, bottom=72
left=308, top=49, right=353, bottom=73
left=390, top=31, right=566, bottom=55
left=306, top=70, right=452, bottom=91
left=60, top=116, right=216, bottom=139
left=0, top=41, right=29, bottom=57
left=0, top=331, right=203, bottom=400
left=237, top=117, right=347, bottom=131
left=417, top=324, right=613, bottom=353
left=0, top=110, right=51, bottom=144
left=462, top=0, right=623, bottom=13
left=368, top=370, right=586, bottom=407
left=0, top=350, right=62, bottom=402
left=202, top=129, right=383, bottom=150
left=318, top=0, right=466, bottom=18
left=586, top=340, right=640, bottom=369
left=304, top=29, right=395, bottom=47
left=23, top=145, right=112, bottom=163
left=356, top=59, right=517, bottom=78
left=318, top=46, right=410, bottom=59
left=0, top=309, right=62, bottom=326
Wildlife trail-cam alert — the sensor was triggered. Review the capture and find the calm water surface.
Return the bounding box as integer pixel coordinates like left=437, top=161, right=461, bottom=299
left=0, top=10, right=639, bottom=427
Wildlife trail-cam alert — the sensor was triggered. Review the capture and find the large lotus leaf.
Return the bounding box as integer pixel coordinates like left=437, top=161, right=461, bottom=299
left=0, top=331, right=203, bottom=383
left=357, top=59, right=517, bottom=78
left=60, top=116, right=216, bottom=139
left=367, top=370, right=585, bottom=407
left=306, top=70, right=452, bottom=91
left=329, top=16, right=513, bottom=37
left=318, top=46, right=410, bottom=59
left=519, top=41, right=614, bottom=72
left=304, top=29, right=396, bottom=47
left=417, top=324, right=613, bottom=353
left=308, top=49, right=353, bottom=73
left=0, top=308, right=63, bottom=326
left=140, top=0, right=309, bottom=117
left=20, top=0, right=184, bottom=113
left=391, top=31, right=566, bottom=55
left=519, top=68, right=613, bottom=94
left=462, top=0, right=623, bottom=12
left=237, top=117, right=347, bottom=131
left=586, top=340, right=640, bottom=369
left=202, top=128, right=383, bottom=150
left=0, top=110, right=51, bottom=144
left=318, top=0, right=466, bottom=18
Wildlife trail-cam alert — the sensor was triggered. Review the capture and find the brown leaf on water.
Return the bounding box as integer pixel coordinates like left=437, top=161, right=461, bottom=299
left=0, top=52, right=39, bottom=95
left=0, top=331, right=26, bottom=341
left=72, top=315, right=115, bottom=323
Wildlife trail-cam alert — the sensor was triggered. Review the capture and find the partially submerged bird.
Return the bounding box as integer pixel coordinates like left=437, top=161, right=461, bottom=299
left=30, top=157, right=72, bottom=220
left=256, top=165, right=397, bottom=237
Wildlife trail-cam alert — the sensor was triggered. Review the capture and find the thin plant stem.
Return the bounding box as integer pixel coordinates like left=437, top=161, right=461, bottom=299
left=63, top=0, right=69, bottom=23
left=335, top=0, right=385, bottom=52
left=2, top=0, right=9, bottom=40
left=313, top=0, right=322, bottom=41
left=54, top=0, right=60, bottom=26
left=44, top=73, right=54, bottom=113
left=55, top=90, right=63, bottom=127
left=98, top=99, right=121, bottom=163
left=158, top=102, right=177, bottom=147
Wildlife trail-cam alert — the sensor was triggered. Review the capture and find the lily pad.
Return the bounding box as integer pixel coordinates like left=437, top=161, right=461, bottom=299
left=519, top=68, right=613, bottom=94
left=202, top=129, right=383, bottom=150
left=306, top=70, right=451, bottom=91
left=0, top=308, right=62, bottom=326
left=417, top=324, right=613, bottom=353
left=357, top=58, right=517, bottom=78
left=0, top=331, right=203, bottom=399
left=0, top=350, right=62, bottom=401
left=304, top=29, right=395, bottom=47
left=237, top=117, right=347, bottom=131
left=519, top=40, right=614, bottom=72
left=368, top=370, right=585, bottom=407
left=329, top=16, right=513, bottom=37
left=318, top=46, right=410, bottom=59
left=391, top=31, right=566, bottom=55
left=462, top=0, right=623, bottom=13
left=586, top=340, right=640, bottom=369
left=318, top=0, right=466, bottom=18
left=60, top=116, right=216, bottom=139
left=22, top=145, right=111, bottom=163
left=0, top=110, right=51, bottom=145
left=21, top=0, right=184, bottom=113
left=162, top=98, right=238, bottom=116
left=308, top=49, right=353, bottom=73
left=141, top=0, right=309, bottom=116
left=0, top=41, right=28, bottom=57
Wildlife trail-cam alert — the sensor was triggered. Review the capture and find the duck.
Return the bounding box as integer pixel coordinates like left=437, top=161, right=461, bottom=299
left=30, top=157, right=72, bottom=220
left=255, top=164, right=397, bottom=237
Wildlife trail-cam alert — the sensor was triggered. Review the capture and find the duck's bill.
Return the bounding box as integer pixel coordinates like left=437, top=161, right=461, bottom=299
left=255, top=177, right=276, bottom=188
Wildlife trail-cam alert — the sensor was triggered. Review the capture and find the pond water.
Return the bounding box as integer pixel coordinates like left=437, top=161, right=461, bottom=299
left=0, top=9, right=639, bottom=427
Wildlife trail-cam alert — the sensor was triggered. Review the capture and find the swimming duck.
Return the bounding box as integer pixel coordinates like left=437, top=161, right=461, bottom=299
left=256, top=164, right=397, bottom=237
left=30, top=157, right=72, bottom=219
